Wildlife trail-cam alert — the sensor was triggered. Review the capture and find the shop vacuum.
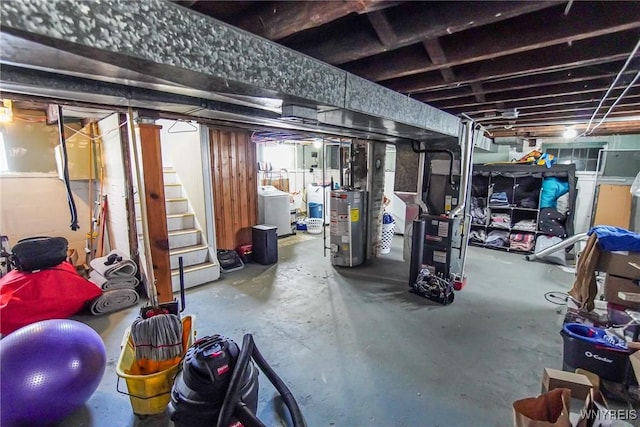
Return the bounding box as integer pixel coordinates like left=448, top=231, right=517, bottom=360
left=168, top=333, right=306, bottom=427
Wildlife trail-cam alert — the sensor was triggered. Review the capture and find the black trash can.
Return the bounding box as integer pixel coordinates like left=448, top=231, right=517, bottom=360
left=252, top=225, right=278, bottom=265
left=560, top=323, right=630, bottom=383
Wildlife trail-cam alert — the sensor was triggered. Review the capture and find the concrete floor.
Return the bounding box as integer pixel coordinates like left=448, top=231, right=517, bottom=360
left=60, top=234, right=600, bottom=426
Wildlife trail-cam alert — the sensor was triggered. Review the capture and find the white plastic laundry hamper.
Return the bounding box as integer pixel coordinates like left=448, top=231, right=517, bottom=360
left=306, top=218, right=323, bottom=234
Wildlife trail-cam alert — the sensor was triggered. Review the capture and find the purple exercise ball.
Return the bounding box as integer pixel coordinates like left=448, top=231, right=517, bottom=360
left=0, top=319, right=107, bottom=426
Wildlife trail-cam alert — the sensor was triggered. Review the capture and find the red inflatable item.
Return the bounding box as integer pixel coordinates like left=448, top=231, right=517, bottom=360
left=0, top=262, right=102, bottom=335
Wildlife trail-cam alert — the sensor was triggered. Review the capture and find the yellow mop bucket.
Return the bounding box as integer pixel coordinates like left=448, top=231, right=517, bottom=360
left=116, top=315, right=195, bottom=415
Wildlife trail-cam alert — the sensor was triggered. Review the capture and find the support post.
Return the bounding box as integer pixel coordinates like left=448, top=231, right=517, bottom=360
left=118, top=113, right=140, bottom=269
left=138, top=122, right=172, bottom=303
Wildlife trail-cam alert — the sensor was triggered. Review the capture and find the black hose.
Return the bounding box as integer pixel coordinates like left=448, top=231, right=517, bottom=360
left=235, top=401, right=267, bottom=427
left=217, top=334, right=254, bottom=427
left=56, top=105, right=79, bottom=231
left=217, top=334, right=306, bottom=427
left=250, top=336, right=307, bottom=427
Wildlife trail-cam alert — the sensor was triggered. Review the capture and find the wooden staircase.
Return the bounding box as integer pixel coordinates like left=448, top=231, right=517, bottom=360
left=136, top=168, right=220, bottom=292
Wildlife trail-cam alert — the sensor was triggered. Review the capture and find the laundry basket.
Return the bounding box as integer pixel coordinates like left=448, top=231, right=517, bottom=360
left=306, top=218, right=323, bottom=234
left=380, top=212, right=395, bottom=255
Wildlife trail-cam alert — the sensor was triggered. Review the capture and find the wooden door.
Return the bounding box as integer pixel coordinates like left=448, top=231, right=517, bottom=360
left=210, top=129, right=258, bottom=249
left=593, top=184, right=632, bottom=228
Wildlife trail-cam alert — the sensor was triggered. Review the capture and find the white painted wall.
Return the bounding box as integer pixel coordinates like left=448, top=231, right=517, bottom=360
left=0, top=177, right=92, bottom=262
left=573, top=172, right=597, bottom=234
left=158, top=119, right=206, bottom=235
left=97, top=114, right=130, bottom=255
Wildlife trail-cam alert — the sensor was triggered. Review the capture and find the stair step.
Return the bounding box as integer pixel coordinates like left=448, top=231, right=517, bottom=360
left=135, top=198, right=188, bottom=216
left=171, top=261, right=220, bottom=292
left=164, top=184, right=182, bottom=198
left=163, top=171, right=178, bottom=184
left=168, top=228, right=201, bottom=249
left=137, top=213, right=195, bottom=232
left=170, top=244, right=209, bottom=269
left=166, top=213, right=195, bottom=231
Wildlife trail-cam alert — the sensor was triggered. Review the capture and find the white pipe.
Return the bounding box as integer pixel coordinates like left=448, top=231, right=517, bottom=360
left=585, top=37, right=640, bottom=134
left=590, top=70, right=640, bottom=133
left=526, top=233, right=588, bottom=261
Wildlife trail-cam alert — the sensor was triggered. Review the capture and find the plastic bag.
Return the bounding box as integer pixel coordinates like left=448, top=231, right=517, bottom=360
left=631, top=171, right=640, bottom=197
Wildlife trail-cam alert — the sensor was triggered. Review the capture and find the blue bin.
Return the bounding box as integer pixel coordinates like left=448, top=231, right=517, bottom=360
left=309, top=203, right=323, bottom=219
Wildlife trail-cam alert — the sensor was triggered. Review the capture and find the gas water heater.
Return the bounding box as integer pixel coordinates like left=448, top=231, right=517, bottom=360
left=330, top=189, right=366, bottom=267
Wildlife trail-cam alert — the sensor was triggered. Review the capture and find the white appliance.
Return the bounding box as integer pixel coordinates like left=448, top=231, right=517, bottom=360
left=258, top=185, right=291, bottom=237
left=307, top=183, right=331, bottom=224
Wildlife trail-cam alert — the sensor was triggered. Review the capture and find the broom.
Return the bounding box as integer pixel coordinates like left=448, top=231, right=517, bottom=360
left=126, top=108, right=183, bottom=370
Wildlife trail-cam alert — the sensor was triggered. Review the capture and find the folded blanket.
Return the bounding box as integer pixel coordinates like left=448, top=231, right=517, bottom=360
left=89, top=289, right=139, bottom=315
left=490, top=213, right=511, bottom=229
left=486, top=230, right=509, bottom=247
left=89, top=250, right=138, bottom=279
left=489, top=192, right=510, bottom=206
left=510, top=232, right=535, bottom=251
left=89, top=270, right=139, bottom=290
left=512, top=219, right=537, bottom=232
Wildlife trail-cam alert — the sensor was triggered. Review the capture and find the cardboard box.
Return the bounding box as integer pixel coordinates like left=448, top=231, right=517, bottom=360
left=66, top=249, right=79, bottom=266
left=631, top=351, right=640, bottom=385
left=541, top=368, right=593, bottom=400
left=604, top=274, right=640, bottom=310
left=596, top=251, right=640, bottom=280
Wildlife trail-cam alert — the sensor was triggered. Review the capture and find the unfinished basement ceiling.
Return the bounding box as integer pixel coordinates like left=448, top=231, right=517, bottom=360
left=182, top=1, right=640, bottom=139
left=0, top=0, right=466, bottom=147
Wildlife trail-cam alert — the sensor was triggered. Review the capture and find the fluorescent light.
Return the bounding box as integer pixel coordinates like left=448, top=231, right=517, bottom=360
left=563, top=126, right=577, bottom=139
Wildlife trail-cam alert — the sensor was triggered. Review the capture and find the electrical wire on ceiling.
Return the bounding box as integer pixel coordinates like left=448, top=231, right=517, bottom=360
left=584, top=37, right=640, bottom=135
left=590, top=69, right=640, bottom=134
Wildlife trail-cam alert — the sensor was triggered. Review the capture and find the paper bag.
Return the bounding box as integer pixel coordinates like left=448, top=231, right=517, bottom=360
left=575, top=389, right=612, bottom=427
left=513, top=388, right=572, bottom=427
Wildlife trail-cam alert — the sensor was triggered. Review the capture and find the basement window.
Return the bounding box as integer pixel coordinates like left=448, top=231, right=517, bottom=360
left=262, top=144, right=296, bottom=171
left=544, top=143, right=605, bottom=172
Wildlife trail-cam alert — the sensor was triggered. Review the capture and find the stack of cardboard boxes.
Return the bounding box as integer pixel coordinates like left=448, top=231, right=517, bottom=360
left=598, top=251, right=640, bottom=334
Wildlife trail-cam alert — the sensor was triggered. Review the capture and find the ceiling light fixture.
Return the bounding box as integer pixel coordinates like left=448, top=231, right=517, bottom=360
left=0, top=100, right=13, bottom=123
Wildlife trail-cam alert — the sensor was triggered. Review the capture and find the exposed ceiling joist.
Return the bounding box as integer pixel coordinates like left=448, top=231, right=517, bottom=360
left=367, top=10, right=398, bottom=46
left=429, top=80, right=640, bottom=110
left=287, top=1, right=560, bottom=65
left=178, top=1, right=640, bottom=137
left=419, top=65, right=634, bottom=103
left=387, top=33, right=636, bottom=93
left=450, top=93, right=640, bottom=117
left=490, top=120, right=640, bottom=138
left=344, top=2, right=640, bottom=82
left=423, top=38, right=456, bottom=83
left=230, top=0, right=384, bottom=41
left=479, top=104, right=640, bottom=124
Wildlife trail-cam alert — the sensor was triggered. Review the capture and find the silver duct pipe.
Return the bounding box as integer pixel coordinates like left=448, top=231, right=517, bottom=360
left=449, top=120, right=474, bottom=218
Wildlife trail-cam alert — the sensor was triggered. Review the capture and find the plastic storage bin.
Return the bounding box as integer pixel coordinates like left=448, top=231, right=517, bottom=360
left=116, top=315, right=195, bottom=415
left=560, top=323, right=629, bottom=383
left=306, top=218, right=323, bottom=234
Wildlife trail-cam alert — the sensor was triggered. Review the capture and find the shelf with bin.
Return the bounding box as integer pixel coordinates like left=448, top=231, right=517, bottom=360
left=469, top=164, right=577, bottom=255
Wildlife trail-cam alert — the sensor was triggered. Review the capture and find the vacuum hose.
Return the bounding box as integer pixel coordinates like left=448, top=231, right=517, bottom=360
left=217, top=334, right=306, bottom=427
